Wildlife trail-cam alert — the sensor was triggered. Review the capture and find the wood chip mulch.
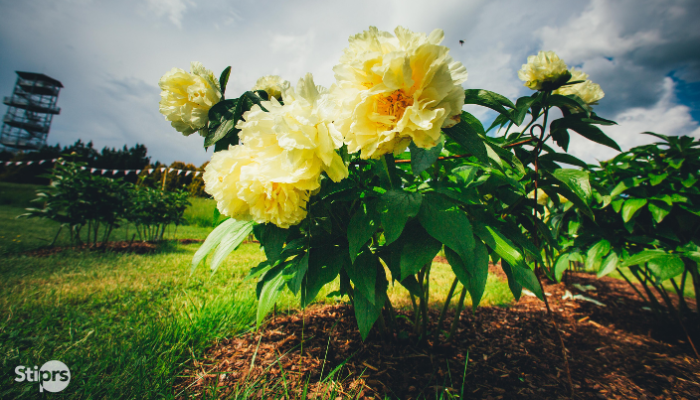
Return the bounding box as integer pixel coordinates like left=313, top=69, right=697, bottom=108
left=20, top=238, right=204, bottom=257
left=176, top=270, right=700, bottom=399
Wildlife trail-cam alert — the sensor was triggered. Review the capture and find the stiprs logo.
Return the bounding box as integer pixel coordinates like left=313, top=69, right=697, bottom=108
left=15, top=360, right=71, bottom=393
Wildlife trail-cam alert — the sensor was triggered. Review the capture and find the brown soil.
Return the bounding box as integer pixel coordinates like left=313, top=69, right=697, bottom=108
left=22, top=238, right=204, bottom=257
left=175, top=270, right=700, bottom=399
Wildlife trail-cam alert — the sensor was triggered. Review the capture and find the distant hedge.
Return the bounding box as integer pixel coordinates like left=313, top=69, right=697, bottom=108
left=0, top=140, right=210, bottom=197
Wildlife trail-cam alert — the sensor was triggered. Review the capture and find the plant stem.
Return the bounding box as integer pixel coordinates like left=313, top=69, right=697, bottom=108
left=435, top=277, right=459, bottom=341
left=421, top=264, right=431, bottom=338
left=448, top=287, right=467, bottom=340
left=630, top=266, right=664, bottom=314
left=671, top=270, right=690, bottom=315
left=50, top=225, right=63, bottom=247
left=684, top=258, right=700, bottom=321
left=618, top=268, right=649, bottom=303
left=531, top=94, right=574, bottom=398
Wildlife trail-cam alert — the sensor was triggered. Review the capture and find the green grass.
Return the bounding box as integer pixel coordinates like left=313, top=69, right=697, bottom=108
left=0, top=181, right=43, bottom=208
left=184, top=196, right=217, bottom=228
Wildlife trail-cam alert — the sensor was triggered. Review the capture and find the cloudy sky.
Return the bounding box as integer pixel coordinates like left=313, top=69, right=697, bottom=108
left=1, top=0, right=698, bottom=165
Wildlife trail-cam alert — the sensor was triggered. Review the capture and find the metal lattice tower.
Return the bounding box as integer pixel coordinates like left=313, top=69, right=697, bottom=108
left=1, top=71, right=62, bottom=150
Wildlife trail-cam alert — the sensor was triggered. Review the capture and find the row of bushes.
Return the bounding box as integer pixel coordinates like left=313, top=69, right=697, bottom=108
left=1, top=140, right=210, bottom=196
left=21, top=159, right=192, bottom=246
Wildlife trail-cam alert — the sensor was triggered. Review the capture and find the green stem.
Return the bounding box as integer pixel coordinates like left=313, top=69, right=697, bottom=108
left=448, top=287, right=467, bottom=340
left=670, top=278, right=689, bottom=316
left=630, top=266, right=663, bottom=314
left=684, top=258, right=700, bottom=321
left=50, top=225, right=63, bottom=247
left=435, top=277, right=459, bottom=341
left=618, top=268, right=649, bottom=303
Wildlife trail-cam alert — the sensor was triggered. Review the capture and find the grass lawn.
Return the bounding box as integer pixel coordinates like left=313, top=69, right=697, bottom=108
left=0, top=182, right=514, bottom=399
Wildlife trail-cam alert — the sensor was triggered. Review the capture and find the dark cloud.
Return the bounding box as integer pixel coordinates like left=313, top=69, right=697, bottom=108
left=0, top=0, right=698, bottom=164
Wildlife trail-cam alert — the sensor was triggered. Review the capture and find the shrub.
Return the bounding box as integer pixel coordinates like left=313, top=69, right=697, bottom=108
left=126, top=187, right=190, bottom=242
left=19, top=158, right=130, bottom=246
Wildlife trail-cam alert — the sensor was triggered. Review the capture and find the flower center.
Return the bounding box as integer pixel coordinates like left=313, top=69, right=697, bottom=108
left=375, top=89, right=413, bottom=124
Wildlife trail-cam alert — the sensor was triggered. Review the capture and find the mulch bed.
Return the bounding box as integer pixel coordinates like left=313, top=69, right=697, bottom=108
left=21, top=238, right=204, bottom=257
left=176, top=269, right=700, bottom=399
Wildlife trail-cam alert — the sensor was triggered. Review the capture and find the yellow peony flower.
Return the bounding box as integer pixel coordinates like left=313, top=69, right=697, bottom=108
left=159, top=62, right=222, bottom=136
left=330, top=26, right=468, bottom=159
left=204, top=73, right=348, bottom=229
left=518, top=51, right=569, bottom=91
left=238, top=73, right=348, bottom=183
left=553, top=68, right=605, bottom=107
left=203, top=144, right=319, bottom=229
left=251, top=75, right=291, bottom=101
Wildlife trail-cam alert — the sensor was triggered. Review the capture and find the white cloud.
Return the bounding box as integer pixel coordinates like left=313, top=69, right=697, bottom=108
left=568, top=77, right=700, bottom=163
left=538, top=0, right=663, bottom=64
left=144, top=0, right=194, bottom=28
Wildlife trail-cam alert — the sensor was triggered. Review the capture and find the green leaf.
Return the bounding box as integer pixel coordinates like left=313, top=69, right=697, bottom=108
left=499, top=260, right=522, bottom=300
left=418, top=193, right=474, bottom=263
left=345, top=249, right=377, bottom=305
left=585, top=239, right=611, bottom=271
left=373, top=154, right=399, bottom=190
left=348, top=202, right=378, bottom=263
left=378, top=190, right=422, bottom=244
left=253, top=223, right=288, bottom=263
left=353, top=265, right=388, bottom=341
left=597, top=251, right=619, bottom=278
left=512, top=95, right=537, bottom=126
left=549, top=170, right=594, bottom=219
left=485, top=141, right=526, bottom=175
left=354, top=276, right=386, bottom=341
left=442, top=114, right=488, bottom=164
left=612, top=198, right=624, bottom=213
left=461, top=111, right=486, bottom=135
left=682, top=174, right=698, bottom=188
left=302, top=246, right=347, bottom=307
left=192, top=218, right=243, bottom=272
left=486, top=113, right=511, bottom=134
left=621, top=198, right=647, bottom=223
left=550, top=119, right=571, bottom=151
left=551, top=169, right=592, bottom=204
left=205, top=99, right=239, bottom=148
left=539, top=152, right=588, bottom=168
left=210, top=220, right=255, bottom=274
left=219, top=66, right=231, bottom=97
left=445, top=240, right=489, bottom=308
left=474, top=222, right=527, bottom=271
left=398, top=275, right=422, bottom=297
left=649, top=172, right=668, bottom=186
left=409, top=141, right=442, bottom=175
left=286, top=252, right=309, bottom=296
left=611, top=177, right=647, bottom=198
left=464, top=89, right=514, bottom=118
left=550, top=117, right=621, bottom=151
left=621, top=249, right=668, bottom=267
left=450, top=165, right=478, bottom=186
left=548, top=94, right=589, bottom=116
left=256, top=268, right=286, bottom=327
left=398, top=222, right=442, bottom=280
left=648, top=201, right=672, bottom=224
left=554, top=253, right=571, bottom=282
left=502, top=260, right=544, bottom=300
left=648, top=254, right=685, bottom=282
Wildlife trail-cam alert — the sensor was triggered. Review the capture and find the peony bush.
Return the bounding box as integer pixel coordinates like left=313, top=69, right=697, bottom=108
left=159, top=26, right=618, bottom=341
